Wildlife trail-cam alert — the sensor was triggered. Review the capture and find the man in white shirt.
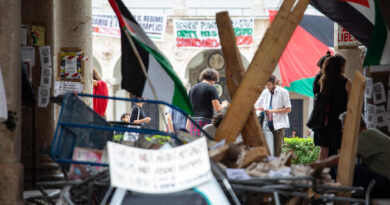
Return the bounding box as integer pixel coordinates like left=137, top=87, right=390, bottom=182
left=256, top=75, right=291, bottom=156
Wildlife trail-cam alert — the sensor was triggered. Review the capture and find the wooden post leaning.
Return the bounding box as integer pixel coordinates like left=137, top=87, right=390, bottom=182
left=336, top=71, right=366, bottom=203
left=214, top=0, right=310, bottom=144
left=216, top=11, right=270, bottom=153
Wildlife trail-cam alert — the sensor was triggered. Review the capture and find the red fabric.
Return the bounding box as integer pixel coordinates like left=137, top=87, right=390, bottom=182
left=93, top=81, right=109, bottom=117
left=269, top=10, right=333, bottom=87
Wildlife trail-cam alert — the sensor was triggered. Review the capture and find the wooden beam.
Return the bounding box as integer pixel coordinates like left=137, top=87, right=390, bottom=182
left=214, top=0, right=310, bottom=143
left=216, top=11, right=270, bottom=153
left=336, top=71, right=366, bottom=202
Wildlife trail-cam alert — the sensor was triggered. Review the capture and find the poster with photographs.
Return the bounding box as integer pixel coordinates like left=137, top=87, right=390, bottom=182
left=372, top=82, right=386, bottom=104
left=40, top=66, right=52, bottom=88
left=365, top=77, right=372, bottom=99
left=39, top=46, right=52, bottom=67
left=375, top=105, right=387, bottom=127
left=366, top=104, right=375, bottom=127
left=38, top=86, right=50, bottom=108
left=57, top=48, right=85, bottom=82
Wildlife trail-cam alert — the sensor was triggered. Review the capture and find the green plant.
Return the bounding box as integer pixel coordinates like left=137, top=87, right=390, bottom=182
left=282, top=137, right=320, bottom=164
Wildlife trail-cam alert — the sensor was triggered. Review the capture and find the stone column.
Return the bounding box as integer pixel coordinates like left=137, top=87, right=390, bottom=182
left=55, top=0, right=93, bottom=104
left=0, top=0, right=24, bottom=204
left=334, top=23, right=364, bottom=80
left=21, top=1, right=56, bottom=187
left=336, top=48, right=364, bottom=80
left=173, top=0, right=187, bottom=16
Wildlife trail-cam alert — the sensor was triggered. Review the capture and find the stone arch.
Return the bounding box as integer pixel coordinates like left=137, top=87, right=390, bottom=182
left=185, top=49, right=249, bottom=101
left=92, top=56, right=103, bottom=77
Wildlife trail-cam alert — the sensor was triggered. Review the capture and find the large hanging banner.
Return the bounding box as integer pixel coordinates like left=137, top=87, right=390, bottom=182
left=174, top=18, right=254, bottom=48
left=92, top=14, right=167, bottom=40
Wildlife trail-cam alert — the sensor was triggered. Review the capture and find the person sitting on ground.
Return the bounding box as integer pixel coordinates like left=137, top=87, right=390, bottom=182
left=309, top=113, right=390, bottom=198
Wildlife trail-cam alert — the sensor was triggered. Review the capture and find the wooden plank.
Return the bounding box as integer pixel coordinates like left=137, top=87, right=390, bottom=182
left=216, top=11, right=270, bottom=153
left=214, top=0, right=310, bottom=143
left=241, top=147, right=268, bottom=168
left=209, top=144, right=229, bottom=162
left=336, top=71, right=366, bottom=203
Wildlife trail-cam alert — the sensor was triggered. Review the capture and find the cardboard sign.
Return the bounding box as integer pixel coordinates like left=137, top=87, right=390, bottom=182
left=107, top=137, right=212, bottom=194
left=174, top=18, right=254, bottom=48
left=54, top=81, right=83, bottom=96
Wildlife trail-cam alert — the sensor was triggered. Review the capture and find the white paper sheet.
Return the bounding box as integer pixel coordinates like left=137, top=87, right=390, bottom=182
left=40, top=66, right=52, bottom=88
left=38, top=86, right=50, bottom=108
left=226, top=168, right=251, bottom=180
left=365, top=77, right=372, bottom=99
left=372, top=82, right=386, bottom=104
left=21, top=46, right=35, bottom=67
left=39, top=46, right=52, bottom=67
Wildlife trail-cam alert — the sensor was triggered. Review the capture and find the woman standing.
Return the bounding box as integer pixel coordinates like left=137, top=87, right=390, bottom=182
left=314, top=55, right=351, bottom=159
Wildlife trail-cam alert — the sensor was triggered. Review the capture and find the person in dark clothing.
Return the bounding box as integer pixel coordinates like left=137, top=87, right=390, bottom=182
left=129, top=96, right=151, bottom=126
left=188, top=68, right=228, bottom=136
left=314, top=54, right=351, bottom=159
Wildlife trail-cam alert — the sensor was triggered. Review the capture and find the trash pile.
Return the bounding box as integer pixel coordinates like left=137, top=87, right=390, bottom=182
left=208, top=142, right=334, bottom=185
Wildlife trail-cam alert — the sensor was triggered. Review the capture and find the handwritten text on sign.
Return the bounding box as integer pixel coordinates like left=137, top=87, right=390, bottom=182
left=174, top=18, right=254, bottom=48
left=107, top=137, right=212, bottom=194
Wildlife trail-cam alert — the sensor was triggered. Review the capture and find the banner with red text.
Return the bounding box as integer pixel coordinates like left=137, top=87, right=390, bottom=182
left=173, top=18, right=254, bottom=48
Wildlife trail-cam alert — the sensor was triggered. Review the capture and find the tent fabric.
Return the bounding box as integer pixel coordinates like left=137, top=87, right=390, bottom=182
left=268, top=10, right=334, bottom=97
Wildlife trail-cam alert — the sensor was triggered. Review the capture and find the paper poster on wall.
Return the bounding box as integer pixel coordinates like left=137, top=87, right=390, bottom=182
left=375, top=105, right=386, bottom=127
left=372, top=82, right=386, bottom=104
left=31, top=25, right=45, bottom=47
left=38, top=86, right=50, bottom=108
left=39, top=46, right=52, bottom=67
left=366, top=104, right=375, bottom=127
left=173, top=18, right=254, bottom=48
left=21, top=46, right=35, bottom=67
left=107, top=137, right=212, bottom=194
left=57, top=48, right=87, bottom=82
left=54, top=81, right=83, bottom=96
left=365, top=77, right=372, bottom=99
left=40, top=66, right=52, bottom=88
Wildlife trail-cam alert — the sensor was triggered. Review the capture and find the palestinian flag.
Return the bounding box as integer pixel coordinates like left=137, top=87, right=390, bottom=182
left=269, top=10, right=334, bottom=97
left=310, top=0, right=390, bottom=66
left=108, top=0, right=193, bottom=114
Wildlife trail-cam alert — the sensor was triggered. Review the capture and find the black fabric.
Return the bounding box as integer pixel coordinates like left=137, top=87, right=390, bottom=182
left=119, top=190, right=209, bottom=205
left=313, top=77, right=348, bottom=152
left=330, top=165, right=390, bottom=198
left=310, top=0, right=374, bottom=47
left=21, top=64, right=36, bottom=104
left=189, top=82, right=219, bottom=119
left=130, top=104, right=146, bottom=123
left=300, top=15, right=334, bottom=47
left=114, top=0, right=149, bottom=97
left=306, top=90, right=329, bottom=129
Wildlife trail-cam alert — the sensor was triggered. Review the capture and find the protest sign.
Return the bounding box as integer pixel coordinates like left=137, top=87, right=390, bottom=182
left=92, top=13, right=167, bottom=40
left=107, top=137, right=212, bottom=194
left=174, top=18, right=254, bottom=48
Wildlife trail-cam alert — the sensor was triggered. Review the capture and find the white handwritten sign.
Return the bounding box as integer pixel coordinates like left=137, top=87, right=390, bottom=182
left=107, top=137, right=212, bottom=194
